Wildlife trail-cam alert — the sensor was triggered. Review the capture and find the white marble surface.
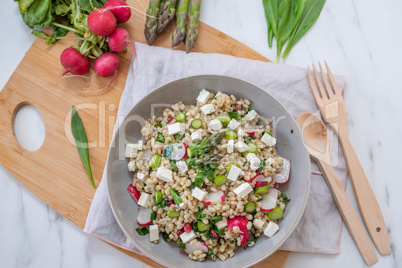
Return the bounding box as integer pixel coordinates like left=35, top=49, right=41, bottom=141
left=1, top=0, right=401, bottom=267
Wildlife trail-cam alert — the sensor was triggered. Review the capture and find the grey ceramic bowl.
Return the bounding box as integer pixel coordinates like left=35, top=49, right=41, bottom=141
left=107, top=75, right=311, bottom=268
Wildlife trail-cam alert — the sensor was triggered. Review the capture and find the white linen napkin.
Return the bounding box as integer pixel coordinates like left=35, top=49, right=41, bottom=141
left=84, top=42, right=347, bottom=255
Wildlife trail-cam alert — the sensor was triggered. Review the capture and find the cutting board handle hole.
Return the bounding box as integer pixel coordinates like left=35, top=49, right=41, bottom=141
left=12, top=102, right=45, bottom=152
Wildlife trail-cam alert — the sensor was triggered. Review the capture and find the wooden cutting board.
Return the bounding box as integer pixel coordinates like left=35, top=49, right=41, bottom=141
left=0, top=0, right=290, bottom=267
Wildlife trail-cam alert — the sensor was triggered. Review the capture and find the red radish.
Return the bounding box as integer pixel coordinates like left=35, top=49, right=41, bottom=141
left=137, top=206, right=153, bottom=225
left=167, top=200, right=175, bottom=207
left=184, top=240, right=209, bottom=255
left=184, top=223, right=192, bottom=233
left=87, top=8, right=117, bottom=36
left=273, top=158, right=291, bottom=184
left=254, top=175, right=272, bottom=188
left=240, top=231, right=252, bottom=247
left=94, top=52, right=120, bottom=89
left=104, top=0, right=131, bottom=23
left=260, top=188, right=279, bottom=212
left=235, top=104, right=242, bottom=110
left=127, top=184, right=140, bottom=203
left=247, top=173, right=264, bottom=183
left=60, top=47, right=90, bottom=76
left=211, top=230, right=219, bottom=239
left=163, top=143, right=187, bottom=160
left=108, top=28, right=136, bottom=56
left=246, top=131, right=255, bottom=136
left=227, top=216, right=248, bottom=233
left=177, top=228, right=184, bottom=236
left=167, top=116, right=174, bottom=123
left=202, top=191, right=225, bottom=205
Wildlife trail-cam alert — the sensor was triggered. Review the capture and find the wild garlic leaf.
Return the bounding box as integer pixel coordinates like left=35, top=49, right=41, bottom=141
left=71, top=105, right=96, bottom=189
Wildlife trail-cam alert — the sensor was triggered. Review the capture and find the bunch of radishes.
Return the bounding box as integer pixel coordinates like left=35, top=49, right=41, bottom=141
left=60, top=0, right=135, bottom=89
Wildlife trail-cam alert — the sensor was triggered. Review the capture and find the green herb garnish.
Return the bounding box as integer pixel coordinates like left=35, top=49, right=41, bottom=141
left=155, top=121, right=163, bottom=128
left=149, top=168, right=153, bottom=175
left=174, top=133, right=185, bottom=142
left=71, top=105, right=96, bottom=189
left=150, top=211, right=156, bottom=221
left=136, top=227, right=149, bottom=236
left=243, top=136, right=252, bottom=144
left=178, top=241, right=186, bottom=249
left=281, top=192, right=291, bottom=203
left=228, top=112, right=240, bottom=120
left=257, top=198, right=263, bottom=202
left=159, top=199, right=168, bottom=208
left=170, top=160, right=177, bottom=171
left=257, top=159, right=266, bottom=174
left=155, top=133, right=165, bottom=143
left=206, top=248, right=216, bottom=260
left=161, top=232, right=170, bottom=241
left=196, top=207, right=206, bottom=220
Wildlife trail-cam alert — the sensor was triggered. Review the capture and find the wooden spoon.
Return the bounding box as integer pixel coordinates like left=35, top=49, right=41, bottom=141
left=296, top=112, right=377, bottom=265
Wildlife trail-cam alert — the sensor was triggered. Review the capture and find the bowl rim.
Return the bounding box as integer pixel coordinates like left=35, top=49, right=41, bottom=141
left=107, top=74, right=311, bottom=267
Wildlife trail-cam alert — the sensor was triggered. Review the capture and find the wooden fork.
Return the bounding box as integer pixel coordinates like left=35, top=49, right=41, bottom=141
left=307, top=61, right=391, bottom=255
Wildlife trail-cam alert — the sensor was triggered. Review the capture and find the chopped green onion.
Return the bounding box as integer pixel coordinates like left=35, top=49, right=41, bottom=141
left=215, top=115, right=231, bottom=126
left=191, top=119, right=203, bottom=129
left=197, top=221, right=210, bottom=232
left=212, top=215, right=223, bottom=222
left=175, top=112, right=186, bottom=123
left=265, top=129, right=273, bottom=137
left=155, top=191, right=163, bottom=204
left=268, top=207, right=284, bottom=220
left=214, top=174, right=228, bottom=187
left=244, top=201, right=256, bottom=213
left=167, top=210, right=180, bottom=218
left=149, top=154, right=162, bottom=169
left=255, top=184, right=270, bottom=195
left=225, top=129, right=238, bottom=140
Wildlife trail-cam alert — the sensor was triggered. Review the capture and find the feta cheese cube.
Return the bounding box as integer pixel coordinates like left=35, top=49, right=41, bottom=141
left=253, top=219, right=265, bottom=230
left=125, top=145, right=138, bottom=158
left=215, top=91, right=224, bottom=98
left=197, top=89, right=212, bottom=104
left=228, top=119, right=240, bottom=130
left=264, top=221, right=279, bottom=237
left=180, top=230, right=196, bottom=243
left=261, top=133, right=277, bottom=147
left=179, top=202, right=185, bottom=208
left=227, top=140, right=234, bottom=153
left=216, top=220, right=227, bottom=230
left=156, top=167, right=173, bottom=182
left=138, top=192, right=152, bottom=207
left=168, top=123, right=184, bottom=135
left=209, top=119, right=222, bottom=131
left=200, top=104, right=215, bottom=115
left=191, top=130, right=203, bottom=141
left=235, top=141, right=249, bottom=153
left=227, top=165, right=242, bottom=181
left=246, top=153, right=261, bottom=171
left=233, top=183, right=253, bottom=198
left=128, top=161, right=136, bottom=171
left=244, top=110, right=258, bottom=121
left=192, top=187, right=207, bottom=201
left=137, top=172, right=145, bottom=181
left=177, top=161, right=188, bottom=174
left=136, top=140, right=143, bottom=150
left=237, top=127, right=245, bottom=136
left=149, top=225, right=159, bottom=242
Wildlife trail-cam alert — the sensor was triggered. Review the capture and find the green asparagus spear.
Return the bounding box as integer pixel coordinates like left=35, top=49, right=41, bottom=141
left=144, top=0, right=161, bottom=45
left=172, top=0, right=190, bottom=47
left=186, top=132, right=225, bottom=158
left=157, top=0, right=178, bottom=33
left=186, top=154, right=223, bottom=169
left=185, top=0, right=201, bottom=53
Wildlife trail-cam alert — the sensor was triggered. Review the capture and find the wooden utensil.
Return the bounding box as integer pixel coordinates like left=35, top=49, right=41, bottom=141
left=307, top=62, right=391, bottom=255
left=0, top=0, right=290, bottom=266
left=296, top=112, right=377, bottom=265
